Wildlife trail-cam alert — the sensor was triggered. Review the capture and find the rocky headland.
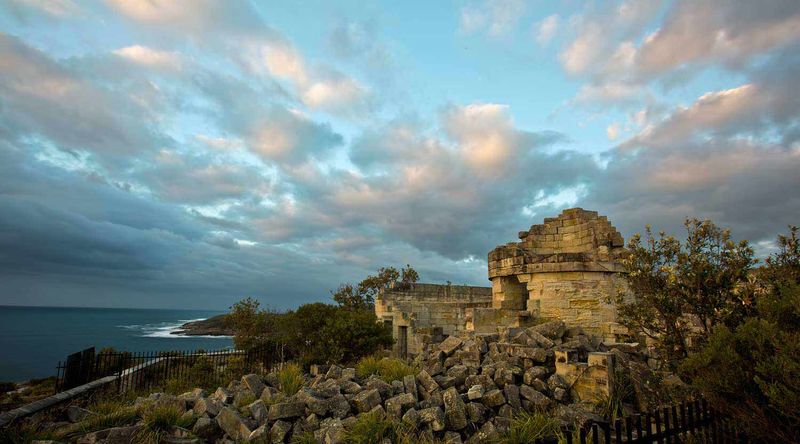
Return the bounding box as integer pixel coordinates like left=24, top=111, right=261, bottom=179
left=172, top=314, right=234, bottom=336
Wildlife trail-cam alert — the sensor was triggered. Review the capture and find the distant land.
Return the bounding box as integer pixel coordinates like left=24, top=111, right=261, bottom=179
left=173, top=314, right=233, bottom=336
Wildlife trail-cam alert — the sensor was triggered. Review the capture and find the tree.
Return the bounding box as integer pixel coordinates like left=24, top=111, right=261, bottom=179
left=615, top=219, right=755, bottom=369
left=681, top=227, right=800, bottom=442
left=332, top=265, right=419, bottom=310
left=227, top=297, right=281, bottom=351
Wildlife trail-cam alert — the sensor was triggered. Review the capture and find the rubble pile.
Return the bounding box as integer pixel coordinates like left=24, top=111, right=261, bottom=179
left=66, top=321, right=663, bottom=443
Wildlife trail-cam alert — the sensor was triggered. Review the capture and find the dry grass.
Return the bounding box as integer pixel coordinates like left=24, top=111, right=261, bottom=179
left=355, top=356, right=418, bottom=383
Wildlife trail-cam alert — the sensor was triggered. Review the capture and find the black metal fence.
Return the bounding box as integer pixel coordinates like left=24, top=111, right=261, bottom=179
left=568, top=398, right=745, bottom=444
left=55, top=346, right=276, bottom=394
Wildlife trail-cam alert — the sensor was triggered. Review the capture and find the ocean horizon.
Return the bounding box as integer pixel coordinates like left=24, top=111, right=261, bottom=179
left=0, top=305, right=233, bottom=382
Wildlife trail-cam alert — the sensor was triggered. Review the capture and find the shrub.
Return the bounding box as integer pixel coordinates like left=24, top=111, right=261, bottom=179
left=73, top=406, right=139, bottom=436
left=276, top=363, right=304, bottom=396
left=292, top=431, right=318, bottom=444
left=502, top=411, right=564, bottom=444
left=356, top=356, right=418, bottom=383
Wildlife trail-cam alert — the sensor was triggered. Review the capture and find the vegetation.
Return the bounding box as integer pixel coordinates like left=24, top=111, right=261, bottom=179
left=275, top=363, right=304, bottom=396
left=501, top=411, right=564, bottom=444
left=615, top=218, right=755, bottom=369
left=227, top=265, right=410, bottom=367
left=355, top=356, right=418, bottom=383
left=619, top=221, right=799, bottom=442
left=332, top=265, right=419, bottom=310
left=343, top=411, right=445, bottom=444
left=0, top=377, right=57, bottom=412
left=681, top=226, right=800, bottom=443
left=136, top=405, right=195, bottom=444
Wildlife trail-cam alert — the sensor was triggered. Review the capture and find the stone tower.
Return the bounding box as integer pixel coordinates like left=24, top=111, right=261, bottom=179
left=481, top=208, right=629, bottom=340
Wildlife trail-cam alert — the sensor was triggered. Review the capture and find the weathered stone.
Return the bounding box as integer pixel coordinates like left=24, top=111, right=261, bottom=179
left=402, top=407, right=419, bottom=427
left=481, top=389, right=505, bottom=408
left=192, top=397, right=221, bottom=417
left=325, top=365, right=343, bottom=379
left=530, top=320, right=567, bottom=340
left=67, top=406, right=96, bottom=423
left=444, top=431, right=463, bottom=444
left=503, top=384, right=522, bottom=410
left=510, top=346, right=547, bottom=362
left=520, top=385, right=552, bottom=410
left=327, top=394, right=351, bottom=419
left=192, top=416, right=222, bottom=441
left=403, top=374, right=418, bottom=401
left=76, top=426, right=142, bottom=444
left=554, top=387, right=567, bottom=402
left=385, top=393, right=416, bottom=418
left=523, top=366, right=549, bottom=385
left=493, top=368, right=515, bottom=388
left=365, top=378, right=392, bottom=399
left=268, top=400, right=305, bottom=420
left=211, top=387, right=233, bottom=404
left=352, top=388, right=382, bottom=413
left=315, top=418, right=346, bottom=444
left=434, top=375, right=457, bottom=389
left=526, top=329, right=555, bottom=349
left=340, top=380, right=362, bottom=395
left=466, top=402, right=487, bottom=424
left=311, top=378, right=342, bottom=398
left=467, top=384, right=484, bottom=401
left=443, top=387, right=468, bottom=431
left=270, top=420, right=293, bottom=443
left=391, top=380, right=405, bottom=396
left=215, top=408, right=251, bottom=441
left=439, top=336, right=463, bottom=356
left=248, top=400, right=268, bottom=425
left=242, top=374, right=266, bottom=398
left=341, top=367, right=356, bottom=381
left=416, top=369, right=440, bottom=393
left=498, top=404, right=514, bottom=418
left=418, top=407, right=446, bottom=432
left=466, top=421, right=498, bottom=444
left=248, top=424, right=268, bottom=442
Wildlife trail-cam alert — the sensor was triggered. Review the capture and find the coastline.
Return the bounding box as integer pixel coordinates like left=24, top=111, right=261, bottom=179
left=170, top=314, right=233, bottom=337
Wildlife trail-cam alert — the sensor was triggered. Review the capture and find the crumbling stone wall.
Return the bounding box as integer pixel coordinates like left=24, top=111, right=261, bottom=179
left=486, top=208, right=630, bottom=341
left=375, top=283, right=492, bottom=357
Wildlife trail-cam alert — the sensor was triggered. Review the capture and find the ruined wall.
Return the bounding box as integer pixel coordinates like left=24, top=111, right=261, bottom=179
left=375, top=283, right=492, bottom=357
left=487, top=208, right=630, bottom=340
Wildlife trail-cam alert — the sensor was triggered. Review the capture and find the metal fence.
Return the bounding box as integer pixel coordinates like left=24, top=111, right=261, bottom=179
left=568, top=398, right=745, bottom=444
left=55, top=346, right=276, bottom=394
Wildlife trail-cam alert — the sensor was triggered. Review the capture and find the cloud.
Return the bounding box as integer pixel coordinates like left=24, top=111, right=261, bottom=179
left=113, top=45, right=181, bottom=70
left=460, top=0, right=527, bottom=37
left=246, top=108, right=343, bottom=166
left=535, top=14, right=559, bottom=45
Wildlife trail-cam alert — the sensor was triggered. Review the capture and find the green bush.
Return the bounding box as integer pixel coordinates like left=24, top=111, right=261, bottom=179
left=344, top=411, right=404, bottom=444
left=355, top=356, right=418, bottom=383
left=136, top=405, right=195, bottom=444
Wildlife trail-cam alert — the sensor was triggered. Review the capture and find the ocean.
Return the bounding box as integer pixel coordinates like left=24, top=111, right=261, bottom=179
left=0, top=306, right=233, bottom=382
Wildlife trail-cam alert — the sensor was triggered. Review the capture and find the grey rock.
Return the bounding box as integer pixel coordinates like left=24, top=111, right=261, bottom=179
left=365, top=378, right=392, bottom=399
left=211, top=387, right=233, bottom=405
left=352, top=388, right=382, bottom=413
left=403, top=374, right=418, bottom=401
left=340, top=380, right=362, bottom=395
left=193, top=397, right=221, bottom=417
left=504, top=384, right=522, bottom=410
left=385, top=393, right=416, bottom=418
left=341, top=367, right=356, bottom=381
left=76, top=426, right=142, bottom=444
left=270, top=419, right=293, bottom=443
left=439, top=336, right=463, bottom=356
left=417, top=369, right=440, bottom=393
left=443, top=387, right=467, bottom=431
left=467, top=384, right=484, bottom=401
left=248, top=399, right=268, bottom=425
left=481, top=389, right=505, bottom=408
left=192, top=415, right=222, bottom=441
left=523, top=366, right=550, bottom=385
left=268, top=399, right=305, bottom=421
left=519, top=385, right=552, bottom=410
left=466, top=402, right=487, bottom=424
left=327, top=394, right=351, bottom=419
left=530, top=320, right=566, bottom=340
left=402, top=407, right=419, bottom=427
left=444, top=431, right=463, bottom=444
left=215, top=408, right=251, bottom=441
left=242, top=374, right=266, bottom=398
left=67, top=406, right=96, bottom=423
left=418, top=407, right=446, bottom=432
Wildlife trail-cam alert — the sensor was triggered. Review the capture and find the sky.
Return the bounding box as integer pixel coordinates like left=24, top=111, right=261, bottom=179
left=0, top=0, right=798, bottom=310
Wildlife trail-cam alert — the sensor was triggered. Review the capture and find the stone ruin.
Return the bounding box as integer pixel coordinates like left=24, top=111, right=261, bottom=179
left=376, top=208, right=630, bottom=359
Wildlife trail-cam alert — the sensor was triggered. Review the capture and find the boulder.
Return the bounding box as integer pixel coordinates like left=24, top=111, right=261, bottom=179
left=418, top=407, right=446, bottom=432
left=76, top=425, right=142, bottom=444
left=193, top=397, right=221, bottom=417
left=402, top=407, right=419, bottom=427
left=530, top=320, right=566, bottom=340
left=211, top=387, right=233, bottom=404
left=248, top=424, right=268, bottom=442
left=385, top=393, right=416, bottom=418
left=270, top=420, right=293, bottom=443
left=481, top=389, right=505, bottom=408
left=341, top=367, right=356, bottom=381
left=268, top=400, right=305, bottom=421
left=416, top=369, right=440, bottom=393
left=503, top=384, right=522, bottom=410
left=519, top=385, right=552, bottom=410
left=444, top=431, right=463, bottom=444
left=439, top=336, right=463, bottom=356
left=242, top=374, right=266, bottom=398
left=192, top=415, right=222, bottom=441
left=523, top=366, right=549, bottom=385
left=467, top=384, right=484, bottom=401
left=403, top=374, right=418, bottom=401
left=215, top=408, right=251, bottom=441
left=352, top=388, right=382, bottom=413
left=466, top=402, right=487, bottom=424
left=247, top=399, right=268, bottom=425
left=442, top=387, right=468, bottom=431
left=327, top=394, right=351, bottom=419
left=365, top=378, right=392, bottom=399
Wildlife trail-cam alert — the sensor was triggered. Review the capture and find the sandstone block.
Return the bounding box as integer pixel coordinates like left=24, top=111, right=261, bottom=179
left=417, top=369, right=440, bottom=393
left=216, top=408, right=251, bottom=441
left=439, top=336, right=463, bottom=356
left=270, top=420, right=293, bottom=443
left=241, top=374, right=265, bottom=398
left=481, top=389, right=505, bottom=408
left=385, top=393, right=416, bottom=418
left=467, top=384, right=484, bottom=401
left=268, top=400, right=305, bottom=421
left=352, top=388, right=381, bottom=413
left=419, top=407, right=446, bottom=431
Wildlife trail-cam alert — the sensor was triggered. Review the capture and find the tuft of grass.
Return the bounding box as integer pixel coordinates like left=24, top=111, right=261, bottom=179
left=502, top=411, right=564, bottom=444
left=135, top=405, right=194, bottom=444
left=67, top=405, right=140, bottom=438
left=292, top=431, right=318, bottom=444
left=355, top=356, right=418, bottom=383
left=344, top=411, right=404, bottom=444
left=275, top=363, right=304, bottom=396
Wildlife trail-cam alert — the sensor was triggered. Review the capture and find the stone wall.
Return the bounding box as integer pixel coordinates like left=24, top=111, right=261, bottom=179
left=375, top=283, right=492, bottom=357
left=487, top=208, right=630, bottom=341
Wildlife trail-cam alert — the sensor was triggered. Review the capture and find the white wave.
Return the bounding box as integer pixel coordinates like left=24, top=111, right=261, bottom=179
left=119, top=317, right=231, bottom=339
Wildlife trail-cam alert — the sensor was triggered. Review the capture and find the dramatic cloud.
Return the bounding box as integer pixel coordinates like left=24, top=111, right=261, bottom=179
left=0, top=1, right=797, bottom=309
